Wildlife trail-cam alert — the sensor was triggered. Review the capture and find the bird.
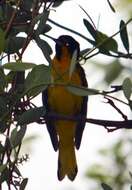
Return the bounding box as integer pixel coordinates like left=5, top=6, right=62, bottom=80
left=42, top=35, right=88, bottom=181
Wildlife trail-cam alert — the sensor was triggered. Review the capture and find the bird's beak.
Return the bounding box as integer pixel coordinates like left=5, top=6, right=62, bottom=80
left=44, top=34, right=57, bottom=42
left=44, top=34, right=62, bottom=46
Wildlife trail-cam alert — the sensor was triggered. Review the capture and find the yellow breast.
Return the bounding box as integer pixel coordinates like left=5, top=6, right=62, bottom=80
left=48, top=52, right=82, bottom=115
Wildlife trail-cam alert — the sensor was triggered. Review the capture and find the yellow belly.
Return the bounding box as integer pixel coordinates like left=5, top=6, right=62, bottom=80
left=48, top=85, right=82, bottom=115
left=48, top=70, right=82, bottom=139
left=48, top=56, right=83, bottom=152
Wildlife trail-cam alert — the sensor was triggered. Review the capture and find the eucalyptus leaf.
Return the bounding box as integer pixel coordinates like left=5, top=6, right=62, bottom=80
left=129, top=171, right=132, bottom=179
left=80, top=48, right=91, bottom=57
left=104, top=60, right=123, bottom=84
left=0, top=97, right=8, bottom=118
left=17, top=106, right=46, bottom=126
left=0, top=121, right=8, bottom=133
left=101, top=183, right=113, bottom=190
left=52, top=0, right=69, bottom=7
left=0, top=164, right=7, bottom=173
left=42, top=24, right=52, bottom=33
left=83, top=19, right=97, bottom=39
left=14, top=166, right=21, bottom=177
left=20, top=0, right=34, bottom=11
left=5, top=37, right=26, bottom=54
left=0, top=68, right=7, bottom=91
left=20, top=178, right=28, bottom=190
left=5, top=71, right=16, bottom=84
left=15, top=10, right=32, bottom=23
left=107, top=0, right=116, bottom=13
left=37, top=10, right=49, bottom=35
left=120, top=20, right=129, bottom=53
left=0, top=28, right=5, bottom=54
left=25, top=64, right=51, bottom=97
left=122, top=77, right=132, bottom=100
left=3, top=61, right=36, bottom=71
left=0, top=167, right=10, bottom=183
left=66, top=85, right=99, bottom=96
left=96, top=31, right=118, bottom=53
left=35, top=37, right=52, bottom=63
left=0, top=142, right=5, bottom=153
left=10, top=126, right=26, bottom=148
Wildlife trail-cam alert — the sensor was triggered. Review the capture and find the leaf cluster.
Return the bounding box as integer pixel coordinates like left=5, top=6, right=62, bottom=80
left=86, top=138, right=132, bottom=190
left=0, top=0, right=131, bottom=189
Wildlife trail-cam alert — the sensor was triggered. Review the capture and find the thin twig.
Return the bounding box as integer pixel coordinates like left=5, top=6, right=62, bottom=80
left=5, top=0, right=22, bottom=38
left=82, top=18, right=132, bottom=60
left=19, top=1, right=43, bottom=59
left=45, top=0, right=56, bottom=10
left=78, top=4, right=96, bottom=29
left=103, top=93, right=128, bottom=106
left=48, top=18, right=95, bottom=44
left=104, top=97, right=128, bottom=120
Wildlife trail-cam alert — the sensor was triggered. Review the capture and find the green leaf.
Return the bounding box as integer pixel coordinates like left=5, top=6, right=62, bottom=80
left=104, top=60, right=123, bottom=84
left=14, top=166, right=21, bottom=177
left=0, top=68, right=6, bottom=91
left=35, top=37, right=52, bottom=63
left=0, top=164, right=7, bottom=173
left=96, top=31, right=118, bottom=52
left=120, top=20, right=129, bottom=53
left=0, top=96, right=8, bottom=115
left=66, top=85, right=100, bottom=96
left=52, top=0, right=66, bottom=7
left=17, top=106, right=46, bottom=126
left=11, top=25, right=28, bottom=37
left=25, top=64, right=51, bottom=97
left=0, top=28, right=5, bottom=54
left=5, top=71, right=16, bottom=84
left=80, top=48, right=91, bottom=57
left=69, top=50, right=77, bottom=78
left=15, top=9, right=31, bottom=23
left=107, top=0, right=116, bottom=13
left=3, top=61, right=36, bottom=71
left=5, top=37, right=25, bottom=54
left=0, top=142, right=5, bottom=153
left=0, top=167, right=10, bottom=183
left=0, top=121, right=7, bottom=133
left=130, top=185, right=132, bottom=190
left=10, top=126, right=26, bottom=148
left=83, top=19, right=97, bottom=39
left=37, top=11, right=49, bottom=34
left=20, top=178, right=28, bottom=190
left=86, top=164, right=110, bottom=181
left=129, top=171, right=132, bottom=179
left=42, top=24, right=52, bottom=33
left=101, top=183, right=113, bottom=190
left=122, top=77, right=132, bottom=100
left=20, top=0, right=34, bottom=11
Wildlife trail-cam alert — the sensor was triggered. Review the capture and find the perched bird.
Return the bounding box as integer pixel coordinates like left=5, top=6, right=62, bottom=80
left=42, top=35, right=88, bottom=181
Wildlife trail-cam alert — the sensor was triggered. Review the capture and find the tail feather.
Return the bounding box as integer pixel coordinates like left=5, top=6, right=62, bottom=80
left=57, top=145, right=78, bottom=181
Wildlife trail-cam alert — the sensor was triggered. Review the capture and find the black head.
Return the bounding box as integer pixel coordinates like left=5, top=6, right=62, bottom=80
left=55, top=35, right=80, bottom=60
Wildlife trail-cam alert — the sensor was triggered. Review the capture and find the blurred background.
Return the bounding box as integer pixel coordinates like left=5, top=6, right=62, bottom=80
left=18, top=0, right=132, bottom=189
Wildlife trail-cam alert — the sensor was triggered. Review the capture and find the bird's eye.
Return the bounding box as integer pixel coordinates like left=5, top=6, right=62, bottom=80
left=65, top=43, right=69, bottom=47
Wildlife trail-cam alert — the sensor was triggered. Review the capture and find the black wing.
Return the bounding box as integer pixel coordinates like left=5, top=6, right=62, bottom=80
left=75, top=64, right=88, bottom=149
left=42, top=89, right=59, bottom=151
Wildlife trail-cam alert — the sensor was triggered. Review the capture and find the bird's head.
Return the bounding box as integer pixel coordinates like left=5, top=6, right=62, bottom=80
left=55, top=35, right=80, bottom=60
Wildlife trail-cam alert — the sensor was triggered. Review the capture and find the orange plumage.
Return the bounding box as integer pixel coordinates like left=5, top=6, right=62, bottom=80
left=42, top=35, right=88, bottom=180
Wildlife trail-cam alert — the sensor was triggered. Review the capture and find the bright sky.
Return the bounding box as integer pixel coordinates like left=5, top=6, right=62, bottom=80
left=14, top=1, right=131, bottom=190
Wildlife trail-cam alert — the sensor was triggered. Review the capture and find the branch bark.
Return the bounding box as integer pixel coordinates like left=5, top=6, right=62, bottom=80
left=43, top=112, right=132, bottom=132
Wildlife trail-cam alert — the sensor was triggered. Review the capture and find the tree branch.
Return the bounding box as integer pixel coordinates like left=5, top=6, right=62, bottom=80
left=42, top=112, right=132, bottom=132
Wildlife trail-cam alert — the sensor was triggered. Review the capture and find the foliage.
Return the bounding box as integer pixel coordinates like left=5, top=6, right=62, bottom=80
left=0, top=0, right=131, bottom=189
left=86, top=137, right=132, bottom=190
